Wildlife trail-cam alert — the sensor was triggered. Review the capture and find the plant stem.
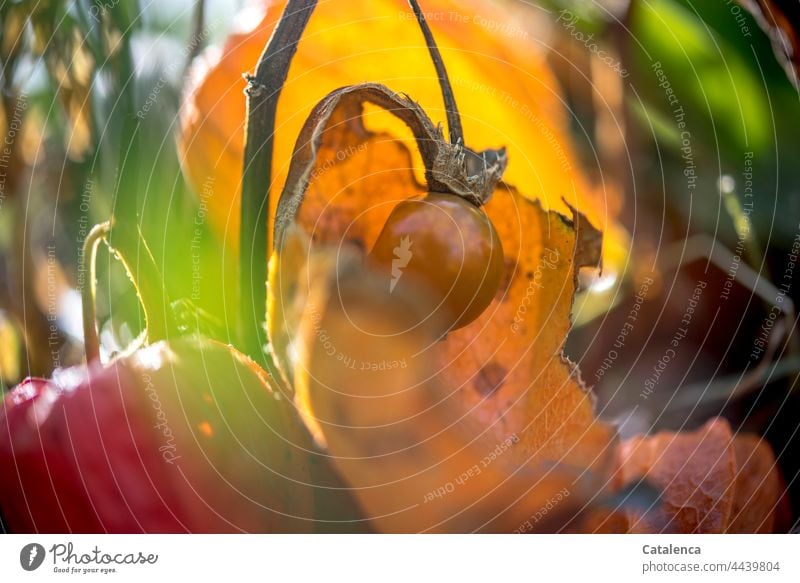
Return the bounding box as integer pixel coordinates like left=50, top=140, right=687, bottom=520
left=408, top=0, right=464, bottom=145
left=240, top=0, right=317, bottom=362
left=82, top=222, right=111, bottom=363
left=185, top=0, right=206, bottom=72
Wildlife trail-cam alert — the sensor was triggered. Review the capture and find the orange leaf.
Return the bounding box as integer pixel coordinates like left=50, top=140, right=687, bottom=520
left=617, top=419, right=737, bottom=533
left=266, top=81, right=616, bottom=532
left=728, top=434, right=782, bottom=533
left=613, top=419, right=784, bottom=533
left=291, top=250, right=590, bottom=532
left=178, top=0, right=619, bottom=254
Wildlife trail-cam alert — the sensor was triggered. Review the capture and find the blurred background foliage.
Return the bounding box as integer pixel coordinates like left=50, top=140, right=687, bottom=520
left=539, top=0, right=800, bottom=521
left=543, top=0, right=800, bottom=246
left=0, top=0, right=798, bottom=521
left=0, top=0, right=243, bottom=387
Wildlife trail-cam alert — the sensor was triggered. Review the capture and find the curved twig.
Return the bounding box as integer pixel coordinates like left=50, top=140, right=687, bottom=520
left=81, top=221, right=111, bottom=363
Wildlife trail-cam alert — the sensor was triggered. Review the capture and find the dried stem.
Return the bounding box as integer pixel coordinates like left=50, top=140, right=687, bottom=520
left=185, top=0, right=206, bottom=72
left=240, top=0, right=317, bottom=362
left=408, top=0, right=464, bottom=145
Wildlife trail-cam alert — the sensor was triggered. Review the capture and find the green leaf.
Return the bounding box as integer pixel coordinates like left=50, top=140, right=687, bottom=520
left=632, top=0, right=770, bottom=153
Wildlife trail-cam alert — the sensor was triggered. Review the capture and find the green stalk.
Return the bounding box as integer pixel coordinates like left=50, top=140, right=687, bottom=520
left=81, top=222, right=111, bottom=363
left=239, top=0, right=317, bottom=362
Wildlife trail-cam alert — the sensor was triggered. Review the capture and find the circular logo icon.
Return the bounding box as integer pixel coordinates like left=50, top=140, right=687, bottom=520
left=20, top=543, right=46, bottom=571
